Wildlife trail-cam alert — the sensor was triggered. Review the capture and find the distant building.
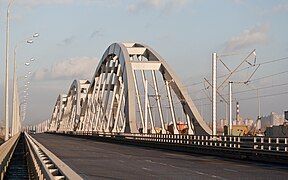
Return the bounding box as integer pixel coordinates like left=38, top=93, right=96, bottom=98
left=260, top=112, right=286, bottom=131
left=218, top=119, right=228, bottom=132
left=231, top=125, right=249, bottom=136
left=265, top=123, right=288, bottom=137
left=167, top=121, right=188, bottom=134
left=244, top=118, right=254, bottom=126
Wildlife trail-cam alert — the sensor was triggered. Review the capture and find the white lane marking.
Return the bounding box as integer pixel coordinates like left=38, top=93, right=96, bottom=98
left=211, top=175, right=226, bottom=179
left=145, top=159, right=226, bottom=179
left=195, top=171, right=204, bottom=175
left=235, top=164, right=249, bottom=168
left=158, top=162, right=168, bottom=166
left=145, top=159, right=168, bottom=166
left=145, top=159, right=153, bottom=163
left=142, top=167, right=152, bottom=171
left=223, top=168, right=238, bottom=173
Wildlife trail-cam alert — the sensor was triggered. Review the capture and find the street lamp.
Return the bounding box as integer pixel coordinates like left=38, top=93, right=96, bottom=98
left=11, top=32, right=39, bottom=137
left=25, top=58, right=36, bottom=66
left=33, top=33, right=39, bottom=38
left=4, top=0, right=16, bottom=141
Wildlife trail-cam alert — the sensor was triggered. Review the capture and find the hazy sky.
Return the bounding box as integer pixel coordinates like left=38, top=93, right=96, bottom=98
left=0, top=0, right=287, bottom=126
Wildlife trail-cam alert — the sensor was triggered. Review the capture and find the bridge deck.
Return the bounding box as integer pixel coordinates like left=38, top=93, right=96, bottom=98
left=32, top=133, right=288, bottom=179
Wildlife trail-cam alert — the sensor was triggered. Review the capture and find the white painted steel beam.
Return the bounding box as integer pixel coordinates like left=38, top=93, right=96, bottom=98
left=48, top=42, right=212, bottom=135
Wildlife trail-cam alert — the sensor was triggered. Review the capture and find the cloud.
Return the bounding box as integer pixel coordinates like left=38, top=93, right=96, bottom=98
left=16, top=0, right=74, bottom=7
left=127, top=0, right=187, bottom=14
left=90, top=29, right=103, bottom=39
left=33, top=57, right=98, bottom=81
left=232, top=0, right=246, bottom=4
left=272, top=3, right=288, bottom=13
left=58, top=36, right=75, bottom=46
left=224, top=24, right=269, bottom=51
left=9, top=0, right=101, bottom=8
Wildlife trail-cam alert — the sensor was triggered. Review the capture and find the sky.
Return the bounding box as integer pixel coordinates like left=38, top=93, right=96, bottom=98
left=0, top=0, right=287, bottom=126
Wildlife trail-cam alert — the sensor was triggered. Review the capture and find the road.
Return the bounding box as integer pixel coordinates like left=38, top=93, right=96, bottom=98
left=32, top=133, right=288, bottom=180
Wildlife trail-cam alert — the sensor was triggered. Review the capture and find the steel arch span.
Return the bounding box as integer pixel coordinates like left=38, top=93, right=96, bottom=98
left=49, top=43, right=211, bottom=135
left=49, top=94, right=67, bottom=132
left=58, top=80, right=90, bottom=132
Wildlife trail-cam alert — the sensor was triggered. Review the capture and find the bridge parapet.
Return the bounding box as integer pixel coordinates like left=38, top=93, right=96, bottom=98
left=0, top=133, right=20, bottom=178
left=24, top=132, right=82, bottom=179
left=53, top=131, right=288, bottom=158
left=0, top=132, right=82, bottom=179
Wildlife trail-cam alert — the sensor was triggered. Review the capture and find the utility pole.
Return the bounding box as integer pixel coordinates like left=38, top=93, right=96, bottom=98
left=11, top=46, right=17, bottom=136
left=229, top=81, right=233, bottom=135
left=212, top=52, right=217, bottom=136
left=144, top=79, right=148, bottom=134
left=4, top=1, right=13, bottom=141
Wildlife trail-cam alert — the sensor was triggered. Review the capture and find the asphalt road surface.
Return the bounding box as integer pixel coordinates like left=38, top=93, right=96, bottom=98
left=32, top=133, right=288, bottom=180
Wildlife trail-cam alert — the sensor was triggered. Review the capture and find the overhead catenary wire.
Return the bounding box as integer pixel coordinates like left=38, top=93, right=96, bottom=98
left=183, top=55, right=288, bottom=88
left=187, top=69, right=288, bottom=96
left=191, top=82, right=288, bottom=102
left=151, top=74, right=288, bottom=105
left=191, top=91, right=288, bottom=107
left=138, top=55, right=288, bottom=115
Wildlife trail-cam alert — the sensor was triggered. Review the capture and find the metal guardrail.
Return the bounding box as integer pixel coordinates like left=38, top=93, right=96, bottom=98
left=58, top=131, right=288, bottom=154
left=0, top=133, right=21, bottom=179
left=24, top=132, right=82, bottom=180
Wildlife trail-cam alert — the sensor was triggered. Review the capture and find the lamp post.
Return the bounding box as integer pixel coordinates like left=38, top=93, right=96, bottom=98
left=11, top=34, right=38, bottom=136
left=212, top=52, right=217, bottom=136
left=4, top=0, right=15, bottom=141
left=20, top=81, right=31, bottom=123
left=12, top=80, right=30, bottom=136
left=19, top=100, right=27, bottom=128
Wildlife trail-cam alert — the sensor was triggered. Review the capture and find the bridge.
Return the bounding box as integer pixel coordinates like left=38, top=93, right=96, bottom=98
left=1, top=43, right=288, bottom=179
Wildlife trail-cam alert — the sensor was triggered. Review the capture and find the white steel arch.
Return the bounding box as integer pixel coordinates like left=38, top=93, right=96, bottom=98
left=49, top=94, right=67, bottom=132
left=48, top=43, right=212, bottom=135
left=58, top=80, right=90, bottom=132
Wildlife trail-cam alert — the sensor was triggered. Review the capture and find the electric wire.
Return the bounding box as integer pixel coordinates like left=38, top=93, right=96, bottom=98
left=183, top=56, right=288, bottom=88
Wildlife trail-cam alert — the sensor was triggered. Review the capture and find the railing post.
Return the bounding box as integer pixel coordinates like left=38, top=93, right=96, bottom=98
left=201, top=136, right=204, bottom=145
left=219, top=136, right=222, bottom=147
left=237, top=137, right=240, bottom=148
left=276, top=138, right=279, bottom=151
left=285, top=138, right=287, bottom=152
left=260, top=138, right=264, bottom=150
left=210, top=136, right=213, bottom=146
left=224, top=136, right=227, bottom=147
left=268, top=138, right=271, bottom=151
left=253, top=137, right=257, bottom=149
left=174, top=134, right=176, bottom=143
